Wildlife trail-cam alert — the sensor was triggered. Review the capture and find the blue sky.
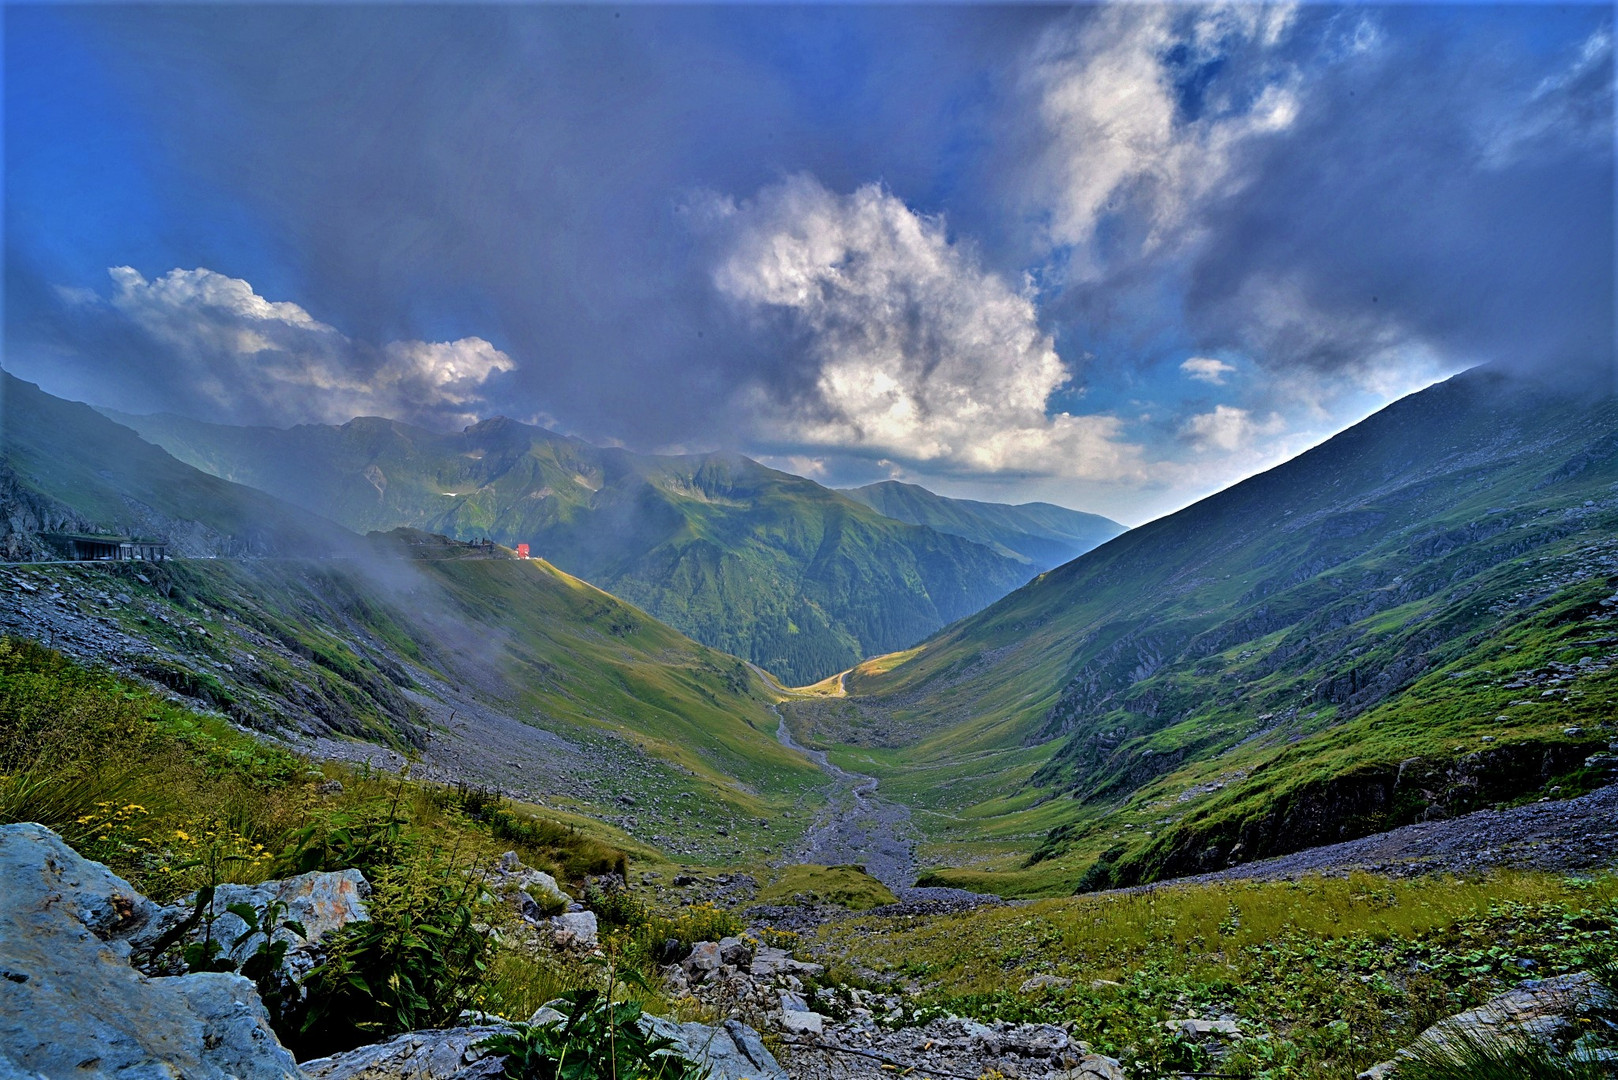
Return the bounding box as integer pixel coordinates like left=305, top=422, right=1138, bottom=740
left=5, top=3, right=1613, bottom=523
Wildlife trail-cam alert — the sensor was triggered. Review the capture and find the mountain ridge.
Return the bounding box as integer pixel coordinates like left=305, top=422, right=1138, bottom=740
left=105, top=408, right=1062, bottom=684
left=840, top=479, right=1124, bottom=568
left=782, top=365, right=1618, bottom=893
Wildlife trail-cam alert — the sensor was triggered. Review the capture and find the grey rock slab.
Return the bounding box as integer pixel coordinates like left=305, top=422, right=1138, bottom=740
left=1018, top=974, right=1073, bottom=993
left=749, top=946, right=822, bottom=979
left=1406, top=971, right=1610, bottom=1056
left=0, top=823, right=303, bottom=1080
left=196, top=870, right=370, bottom=966
left=643, top=1016, right=789, bottom=1080
left=301, top=1025, right=513, bottom=1080
left=780, top=1011, right=826, bottom=1036
left=548, top=910, right=598, bottom=948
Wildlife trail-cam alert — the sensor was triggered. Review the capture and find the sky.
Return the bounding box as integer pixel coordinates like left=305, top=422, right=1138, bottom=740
left=5, top=3, right=1613, bottom=524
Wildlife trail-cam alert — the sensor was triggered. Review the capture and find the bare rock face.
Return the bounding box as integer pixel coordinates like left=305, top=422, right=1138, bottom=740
left=0, top=822, right=304, bottom=1080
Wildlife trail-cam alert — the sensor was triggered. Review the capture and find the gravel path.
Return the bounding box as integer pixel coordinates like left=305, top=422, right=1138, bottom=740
left=1147, top=783, right=1618, bottom=888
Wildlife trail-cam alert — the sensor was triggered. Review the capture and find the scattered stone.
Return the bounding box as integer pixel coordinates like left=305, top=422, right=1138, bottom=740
left=1069, top=1054, right=1127, bottom=1080
left=1019, top=973, right=1073, bottom=993
left=1166, top=1017, right=1241, bottom=1038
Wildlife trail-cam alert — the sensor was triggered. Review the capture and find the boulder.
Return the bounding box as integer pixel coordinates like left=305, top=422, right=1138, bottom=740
left=643, top=1015, right=789, bottom=1080
left=717, top=935, right=754, bottom=967
left=196, top=870, right=369, bottom=967
left=0, top=822, right=303, bottom=1080
left=1356, top=972, right=1614, bottom=1078
left=1019, top=973, right=1073, bottom=993
left=780, top=1010, right=825, bottom=1036
left=301, top=1025, right=512, bottom=1080
left=548, top=910, right=598, bottom=949
left=1416, top=972, right=1610, bottom=1051
left=686, top=940, right=723, bottom=979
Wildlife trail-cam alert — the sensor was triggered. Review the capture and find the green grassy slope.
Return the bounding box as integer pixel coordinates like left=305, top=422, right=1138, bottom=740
left=108, top=411, right=1032, bottom=684
left=1, top=372, right=348, bottom=557
left=841, top=480, right=1125, bottom=568
left=0, top=536, right=825, bottom=863
left=784, top=367, right=1618, bottom=891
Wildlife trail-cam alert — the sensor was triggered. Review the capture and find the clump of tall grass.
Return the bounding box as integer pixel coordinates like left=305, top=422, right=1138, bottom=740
left=1398, top=1028, right=1613, bottom=1080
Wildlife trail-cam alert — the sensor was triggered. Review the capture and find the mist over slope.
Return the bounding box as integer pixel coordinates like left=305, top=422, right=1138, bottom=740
left=0, top=372, right=349, bottom=559
left=786, top=365, right=1618, bottom=891
left=109, top=410, right=1040, bottom=684
left=841, top=480, right=1124, bottom=568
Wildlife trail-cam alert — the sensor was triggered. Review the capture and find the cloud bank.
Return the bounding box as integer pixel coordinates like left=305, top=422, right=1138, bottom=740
left=94, top=267, right=513, bottom=427
left=704, top=176, right=1144, bottom=481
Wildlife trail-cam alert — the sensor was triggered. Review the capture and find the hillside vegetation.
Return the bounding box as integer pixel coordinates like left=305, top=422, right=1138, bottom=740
left=1, top=373, right=348, bottom=559
left=0, top=533, right=826, bottom=865
left=109, top=410, right=1041, bottom=684
left=784, top=368, right=1618, bottom=893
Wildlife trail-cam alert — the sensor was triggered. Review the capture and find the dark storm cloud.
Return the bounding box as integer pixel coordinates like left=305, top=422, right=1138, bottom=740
left=13, top=5, right=1043, bottom=445
left=1182, top=11, right=1614, bottom=389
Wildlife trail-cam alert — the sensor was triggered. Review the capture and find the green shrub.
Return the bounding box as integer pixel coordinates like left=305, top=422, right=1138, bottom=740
left=481, top=988, right=706, bottom=1080
left=290, top=848, right=492, bottom=1057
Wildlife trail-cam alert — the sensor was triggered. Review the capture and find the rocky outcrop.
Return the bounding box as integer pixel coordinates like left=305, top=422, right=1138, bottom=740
left=1356, top=971, right=1616, bottom=1078
left=0, top=822, right=304, bottom=1080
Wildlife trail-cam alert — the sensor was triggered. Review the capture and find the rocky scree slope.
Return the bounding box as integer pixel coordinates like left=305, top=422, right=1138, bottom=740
left=108, top=409, right=1040, bottom=685
left=787, top=366, right=1618, bottom=891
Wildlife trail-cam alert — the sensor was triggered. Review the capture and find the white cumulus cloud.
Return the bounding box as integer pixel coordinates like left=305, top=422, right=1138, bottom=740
left=1180, top=356, right=1236, bottom=384
left=103, top=266, right=513, bottom=426
left=1181, top=404, right=1286, bottom=453
left=702, top=176, right=1144, bottom=481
